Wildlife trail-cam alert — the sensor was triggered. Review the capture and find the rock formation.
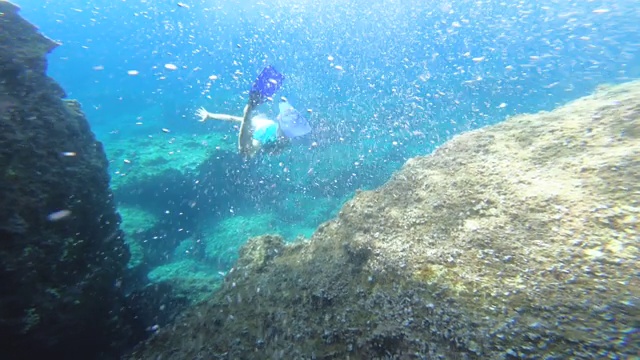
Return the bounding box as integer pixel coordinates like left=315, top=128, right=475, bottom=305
left=0, top=2, right=138, bottom=358
left=128, top=81, right=639, bottom=359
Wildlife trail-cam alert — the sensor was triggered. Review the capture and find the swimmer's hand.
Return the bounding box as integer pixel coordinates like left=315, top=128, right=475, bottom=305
left=196, top=107, right=210, bottom=122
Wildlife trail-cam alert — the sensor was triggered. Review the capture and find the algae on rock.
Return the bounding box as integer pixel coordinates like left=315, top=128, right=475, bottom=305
left=118, top=205, right=160, bottom=268
left=128, top=80, right=639, bottom=359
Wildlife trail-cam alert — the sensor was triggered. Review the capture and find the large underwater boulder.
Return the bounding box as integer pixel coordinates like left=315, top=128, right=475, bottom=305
left=128, top=81, right=639, bottom=359
left=0, top=2, right=136, bottom=358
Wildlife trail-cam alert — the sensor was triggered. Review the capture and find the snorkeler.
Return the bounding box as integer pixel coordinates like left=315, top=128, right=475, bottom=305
left=196, top=66, right=311, bottom=157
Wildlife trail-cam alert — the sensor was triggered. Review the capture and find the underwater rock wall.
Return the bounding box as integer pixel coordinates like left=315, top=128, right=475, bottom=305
left=129, top=81, right=639, bottom=359
left=0, top=2, right=136, bottom=358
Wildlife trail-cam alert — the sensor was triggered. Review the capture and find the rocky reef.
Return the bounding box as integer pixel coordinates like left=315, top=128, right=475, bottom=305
left=129, top=81, right=639, bottom=359
left=0, top=2, right=138, bottom=358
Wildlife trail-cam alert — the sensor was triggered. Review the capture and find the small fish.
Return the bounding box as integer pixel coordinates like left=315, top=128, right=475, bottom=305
left=177, top=2, right=190, bottom=9
left=47, top=210, right=72, bottom=222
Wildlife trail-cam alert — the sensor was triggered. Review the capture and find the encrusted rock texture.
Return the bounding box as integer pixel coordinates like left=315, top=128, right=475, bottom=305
left=0, top=2, right=136, bottom=358
left=129, top=80, right=639, bottom=359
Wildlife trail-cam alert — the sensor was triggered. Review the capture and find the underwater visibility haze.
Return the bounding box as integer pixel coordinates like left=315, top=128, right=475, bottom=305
left=1, top=0, right=639, bottom=358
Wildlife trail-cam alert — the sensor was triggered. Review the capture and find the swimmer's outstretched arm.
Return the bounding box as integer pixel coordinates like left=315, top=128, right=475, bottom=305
left=195, top=107, right=242, bottom=122
left=195, top=92, right=261, bottom=157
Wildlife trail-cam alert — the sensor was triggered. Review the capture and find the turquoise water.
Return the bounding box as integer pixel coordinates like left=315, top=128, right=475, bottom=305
left=16, top=0, right=640, bottom=298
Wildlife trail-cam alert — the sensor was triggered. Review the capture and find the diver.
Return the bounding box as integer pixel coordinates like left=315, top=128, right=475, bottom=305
left=196, top=66, right=311, bottom=157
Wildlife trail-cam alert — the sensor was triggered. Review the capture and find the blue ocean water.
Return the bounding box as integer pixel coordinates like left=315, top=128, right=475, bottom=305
left=15, top=0, right=640, bottom=291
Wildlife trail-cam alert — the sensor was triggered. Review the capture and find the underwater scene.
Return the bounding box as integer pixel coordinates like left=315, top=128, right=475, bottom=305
left=1, top=0, right=639, bottom=358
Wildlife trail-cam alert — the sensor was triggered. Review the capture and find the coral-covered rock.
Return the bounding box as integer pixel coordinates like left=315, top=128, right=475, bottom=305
left=236, top=234, right=286, bottom=272
left=0, top=2, right=137, bottom=358
left=128, top=81, right=640, bottom=359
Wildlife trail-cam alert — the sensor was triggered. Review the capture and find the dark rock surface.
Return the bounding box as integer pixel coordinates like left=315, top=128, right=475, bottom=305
left=128, top=81, right=639, bottom=359
left=0, top=2, right=138, bottom=358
